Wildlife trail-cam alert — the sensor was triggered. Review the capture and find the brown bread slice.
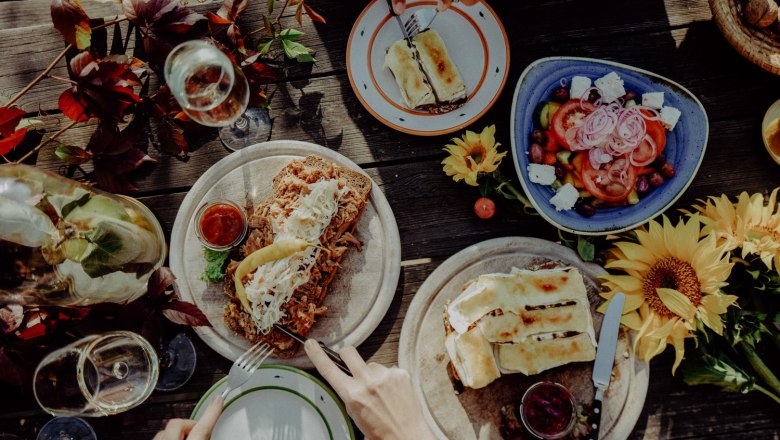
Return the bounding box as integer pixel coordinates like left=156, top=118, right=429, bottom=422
left=224, top=155, right=371, bottom=357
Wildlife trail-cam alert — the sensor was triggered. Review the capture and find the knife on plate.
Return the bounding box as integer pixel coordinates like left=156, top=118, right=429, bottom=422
left=273, top=323, right=352, bottom=375
left=385, top=0, right=414, bottom=46
left=586, top=292, right=625, bottom=440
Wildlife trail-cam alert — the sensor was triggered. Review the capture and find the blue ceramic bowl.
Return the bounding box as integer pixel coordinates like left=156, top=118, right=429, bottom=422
left=510, top=57, right=708, bottom=235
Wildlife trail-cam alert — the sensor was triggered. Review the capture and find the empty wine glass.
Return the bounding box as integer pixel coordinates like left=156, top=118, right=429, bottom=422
left=164, top=40, right=272, bottom=151
left=33, top=331, right=159, bottom=417
left=36, top=417, right=96, bottom=440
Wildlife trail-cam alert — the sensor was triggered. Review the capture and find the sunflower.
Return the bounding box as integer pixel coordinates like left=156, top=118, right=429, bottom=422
left=599, top=215, right=738, bottom=373
left=442, top=125, right=507, bottom=186
left=694, top=188, right=780, bottom=270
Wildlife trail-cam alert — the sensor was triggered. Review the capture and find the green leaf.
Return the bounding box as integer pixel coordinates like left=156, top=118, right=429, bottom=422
left=200, top=247, right=230, bottom=283
left=258, top=38, right=274, bottom=55
left=263, top=14, right=274, bottom=37
left=679, top=352, right=755, bottom=394
left=279, top=28, right=304, bottom=40
left=281, top=39, right=314, bottom=62
left=54, top=145, right=93, bottom=165
left=81, top=229, right=123, bottom=278
left=294, top=53, right=315, bottom=63
left=267, top=0, right=276, bottom=14
left=577, top=236, right=595, bottom=262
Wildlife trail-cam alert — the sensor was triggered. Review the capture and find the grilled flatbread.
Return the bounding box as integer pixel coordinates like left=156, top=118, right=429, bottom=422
left=443, top=266, right=597, bottom=389
left=413, top=29, right=467, bottom=106
left=385, top=40, right=436, bottom=110
left=224, top=156, right=371, bottom=357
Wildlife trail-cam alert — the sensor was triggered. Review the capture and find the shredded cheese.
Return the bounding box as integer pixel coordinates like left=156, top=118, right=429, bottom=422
left=244, top=179, right=345, bottom=334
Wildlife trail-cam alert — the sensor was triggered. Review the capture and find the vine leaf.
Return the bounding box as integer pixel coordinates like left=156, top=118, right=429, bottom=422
left=51, top=0, right=92, bottom=49
left=303, top=3, right=327, bottom=24
left=122, top=0, right=206, bottom=65
left=54, top=145, right=94, bottom=164
left=0, top=128, right=28, bottom=156
left=161, top=301, right=211, bottom=327
left=59, top=52, right=142, bottom=123
left=0, top=107, right=25, bottom=137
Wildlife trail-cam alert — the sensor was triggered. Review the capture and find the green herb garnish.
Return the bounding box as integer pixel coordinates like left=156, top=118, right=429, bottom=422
left=200, top=248, right=230, bottom=283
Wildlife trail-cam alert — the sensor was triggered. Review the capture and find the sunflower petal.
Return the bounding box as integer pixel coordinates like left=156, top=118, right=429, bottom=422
left=656, top=288, right=697, bottom=320
left=620, top=311, right=643, bottom=330
left=670, top=320, right=689, bottom=375
left=700, top=294, right=738, bottom=315
left=600, top=274, right=643, bottom=294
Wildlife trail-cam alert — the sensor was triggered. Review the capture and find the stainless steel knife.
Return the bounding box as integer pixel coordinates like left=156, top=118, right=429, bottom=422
left=586, top=292, right=625, bottom=440
left=384, top=0, right=414, bottom=46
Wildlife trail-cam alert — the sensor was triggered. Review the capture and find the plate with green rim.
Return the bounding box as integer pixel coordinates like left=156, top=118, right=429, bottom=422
left=192, top=364, right=355, bottom=440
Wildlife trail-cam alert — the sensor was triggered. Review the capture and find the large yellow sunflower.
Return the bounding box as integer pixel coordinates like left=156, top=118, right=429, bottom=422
left=442, top=125, right=506, bottom=186
left=694, top=188, right=780, bottom=270
left=599, top=215, right=738, bottom=373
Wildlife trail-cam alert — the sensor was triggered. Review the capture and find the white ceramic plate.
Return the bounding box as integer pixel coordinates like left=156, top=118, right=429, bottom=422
left=169, top=141, right=401, bottom=368
left=347, top=0, right=509, bottom=136
left=191, top=365, right=354, bottom=440
left=398, top=237, right=649, bottom=440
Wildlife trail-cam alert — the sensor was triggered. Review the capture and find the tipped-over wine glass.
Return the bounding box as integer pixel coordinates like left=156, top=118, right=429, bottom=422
left=33, top=331, right=158, bottom=418
left=164, top=40, right=272, bottom=151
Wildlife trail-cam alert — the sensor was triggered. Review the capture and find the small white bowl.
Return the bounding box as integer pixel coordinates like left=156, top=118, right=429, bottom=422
left=762, top=98, right=780, bottom=166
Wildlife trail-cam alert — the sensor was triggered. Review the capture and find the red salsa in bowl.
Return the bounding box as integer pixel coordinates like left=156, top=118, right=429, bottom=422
left=195, top=200, right=247, bottom=250
left=519, top=381, right=576, bottom=439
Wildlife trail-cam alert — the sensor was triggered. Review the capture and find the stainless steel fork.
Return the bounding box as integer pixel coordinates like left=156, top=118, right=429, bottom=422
left=220, top=342, right=273, bottom=399
left=403, top=0, right=459, bottom=37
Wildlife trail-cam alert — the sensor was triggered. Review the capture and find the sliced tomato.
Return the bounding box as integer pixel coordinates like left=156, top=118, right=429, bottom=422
left=551, top=99, right=596, bottom=150
left=580, top=155, right=638, bottom=203
left=630, top=118, right=667, bottom=166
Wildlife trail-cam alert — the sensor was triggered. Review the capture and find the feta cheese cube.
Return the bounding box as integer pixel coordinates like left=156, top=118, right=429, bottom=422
left=660, top=106, right=681, bottom=131
left=550, top=183, right=579, bottom=211
left=527, top=164, right=556, bottom=185
left=641, top=92, right=664, bottom=109
left=594, top=71, right=625, bottom=103
left=569, top=76, right=592, bottom=101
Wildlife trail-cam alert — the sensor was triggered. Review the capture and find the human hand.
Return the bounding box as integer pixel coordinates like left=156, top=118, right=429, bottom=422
left=153, top=395, right=223, bottom=440
left=305, top=340, right=437, bottom=440
left=391, top=0, right=480, bottom=15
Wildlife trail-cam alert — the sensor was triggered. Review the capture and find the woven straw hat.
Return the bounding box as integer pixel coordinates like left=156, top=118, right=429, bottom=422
left=710, top=0, right=780, bottom=75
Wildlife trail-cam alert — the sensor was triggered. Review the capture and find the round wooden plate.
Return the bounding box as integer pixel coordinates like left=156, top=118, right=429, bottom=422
left=399, top=237, right=649, bottom=440
left=170, top=140, right=401, bottom=368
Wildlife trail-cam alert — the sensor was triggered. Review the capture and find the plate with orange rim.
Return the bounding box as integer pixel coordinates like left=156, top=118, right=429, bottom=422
left=347, top=0, right=509, bottom=136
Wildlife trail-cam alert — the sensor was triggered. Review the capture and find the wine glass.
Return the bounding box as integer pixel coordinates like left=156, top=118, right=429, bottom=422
left=33, top=331, right=159, bottom=417
left=36, top=417, right=97, bottom=440
left=153, top=332, right=197, bottom=392
left=164, top=40, right=273, bottom=151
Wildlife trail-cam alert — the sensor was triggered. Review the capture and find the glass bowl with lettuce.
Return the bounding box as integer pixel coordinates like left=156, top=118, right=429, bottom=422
left=0, top=164, right=166, bottom=306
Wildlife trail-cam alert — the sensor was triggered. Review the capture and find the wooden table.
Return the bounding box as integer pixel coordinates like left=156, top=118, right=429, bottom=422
left=1, top=0, right=779, bottom=438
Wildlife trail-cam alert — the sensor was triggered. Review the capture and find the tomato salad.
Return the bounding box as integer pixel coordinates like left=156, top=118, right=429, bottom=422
left=526, top=72, right=681, bottom=216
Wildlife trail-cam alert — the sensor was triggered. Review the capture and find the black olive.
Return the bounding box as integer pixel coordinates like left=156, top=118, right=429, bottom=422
left=530, top=130, right=548, bottom=145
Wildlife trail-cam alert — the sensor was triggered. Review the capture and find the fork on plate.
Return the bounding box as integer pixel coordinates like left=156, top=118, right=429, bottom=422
left=220, top=341, right=274, bottom=399
left=403, top=0, right=459, bottom=37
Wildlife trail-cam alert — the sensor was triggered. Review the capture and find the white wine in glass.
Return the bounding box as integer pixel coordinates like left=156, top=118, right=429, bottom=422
left=164, top=40, right=272, bottom=151
left=33, top=331, right=159, bottom=417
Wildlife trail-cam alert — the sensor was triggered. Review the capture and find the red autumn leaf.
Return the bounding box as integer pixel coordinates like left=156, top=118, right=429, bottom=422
left=0, top=347, right=27, bottom=388
left=54, top=144, right=94, bottom=164
left=158, top=117, right=188, bottom=157
left=56, top=307, right=91, bottom=321
left=161, top=301, right=211, bottom=327
left=15, top=309, right=51, bottom=340
left=0, top=128, right=27, bottom=155
left=147, top=267, right=176, bottom=300
left=295, top=2, right=303, bottom=26
left=217, top=0, right=248, bottom=21
left=243, top=62, right=278, bottom=107
left=59, top=52, right=142, bottom=122
left=93, top=147, right=155, bottom=193
left=51, top=0, right=92, bottom=49
left=0, top=106, right=25, bottom=137
left=303, top=3, right=327, bottom=24
left=123, top=0, right=206, bottom=65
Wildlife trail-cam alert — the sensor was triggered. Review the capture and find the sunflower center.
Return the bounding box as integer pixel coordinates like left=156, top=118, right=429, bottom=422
left=642, top=257, right=701, bottom=317
left=467, top=145, right=486, bottom=168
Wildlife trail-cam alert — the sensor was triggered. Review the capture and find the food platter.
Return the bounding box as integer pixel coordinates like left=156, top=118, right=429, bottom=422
left=169, top=140, right=401, bottom=368
left=510, top=57, right=708, bottom=235
left=347, top=0, right=509, bottom=136
left=191, top=364, right=354, bottom=440
left=398, top=237, right=649, bottom=440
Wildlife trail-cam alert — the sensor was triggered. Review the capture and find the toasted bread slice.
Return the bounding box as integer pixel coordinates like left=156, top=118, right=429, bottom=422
left=224, top=155, right=371, bottom=357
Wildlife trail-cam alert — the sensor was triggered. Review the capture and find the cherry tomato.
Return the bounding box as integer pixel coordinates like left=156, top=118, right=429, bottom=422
left=542, top=129, right=559, bottom=152
left=580, top=155, right=637, bottom=203
left=474, top=197, right=496, bottom=219
left=551, top=100, right=596, bottom=149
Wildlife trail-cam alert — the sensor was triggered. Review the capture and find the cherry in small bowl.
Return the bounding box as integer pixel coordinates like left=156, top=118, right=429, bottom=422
left=195, top=200, right=247, bottom=251
left=519, top=381, right=576, bottom=439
